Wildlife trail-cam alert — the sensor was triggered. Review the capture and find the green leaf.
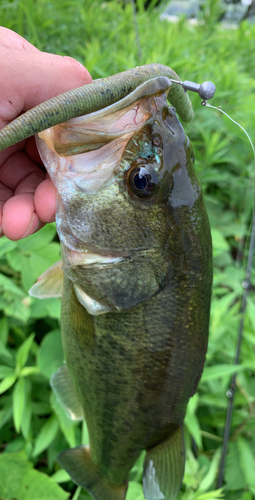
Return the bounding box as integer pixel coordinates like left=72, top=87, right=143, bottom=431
left=6, top=248, right=24, bottom=271
left=0, top=237, right=17, bottom=257
left=198, top=449, right=221, bottom=493
left=51, top=469, right=71, bottom=483
left=81, top=420, right=90, bottom=447
left=5, top=436, right=26, bottom=453
left=0, top=373, right=17, bottom=394
left=247, top=298, right=255, bottom=332
left=13, top=377, right=26, bottom=433
left=237, top=436, right=255, bottom=492
left=201, top=364, right=245, bottom=382
left=0, top=273, right=25, bottom=296
left=30, top=243, right=61, bottom=278
left=52, top=395, right=78, bottom=448
left=17, top=223, right=56, bottom=252
left=0, top=365, right=15, bottom=379
left=129, top=451, right=145, bottom=483
left=38, top=329, right=64, bottom=378
left=185, top=395, right=201, bottom=448
left=184, top=410, right=202, bottom=449
left=72, top=486, right=82, bottom=500
left=30, top=297, right=61, bottom=320
left=196, top=489, right=224, bottom=499
left=0, top=339, right=15, bottom=366
left=20, top=254, right=36, bottom=292
left=0, top=316, right=9, bottom=344
left=32, top=414, right=59, bottom=457
left=21, top=378, right=32, bottom=439
left=126, top=481, right=144, bottom=500
left=241, top=493, right=253, bottom=500
left=211, top=228, right=229, bottom=256
left=0, top=451, right=69, bottom=500
left=3, top=296, right=31, bottom=323
left=20, top=366, right=39, bottom=376
left=0, top=450, right=29, bottom=498
left=16, top=333, right=35, bottom=370
left=78, top=490, right=93, bottom=500
left=0, top=398, right=13, bottom=430
left=225, top=441, right=246, bottom=490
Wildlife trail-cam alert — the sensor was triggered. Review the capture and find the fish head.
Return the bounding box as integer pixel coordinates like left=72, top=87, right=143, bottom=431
left=37, top=77, right=201, bottom=314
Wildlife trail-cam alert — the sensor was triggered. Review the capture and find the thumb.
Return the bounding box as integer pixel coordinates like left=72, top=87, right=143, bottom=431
left=0, top=27, right=92, bottom=126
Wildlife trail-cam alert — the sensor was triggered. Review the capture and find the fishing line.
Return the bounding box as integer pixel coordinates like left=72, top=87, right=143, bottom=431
left=171, top=77, right=255, bottom=486
left=204, top=101, right=255, bottom=267
left=202, top=100, right=255, bottom=488
left=203, top=101, right=255, bottom=173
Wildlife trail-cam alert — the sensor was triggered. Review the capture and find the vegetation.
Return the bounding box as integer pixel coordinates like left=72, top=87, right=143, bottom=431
left=0, top=0, right=255, bottom=499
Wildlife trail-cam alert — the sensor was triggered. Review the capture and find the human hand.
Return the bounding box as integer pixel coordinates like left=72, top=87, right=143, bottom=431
left=0, top=27, right=92, bottom=240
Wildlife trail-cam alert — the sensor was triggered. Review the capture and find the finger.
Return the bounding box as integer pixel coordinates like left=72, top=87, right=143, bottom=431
left=0, top=152, right=46, bottom=240
left=34, top=178, right=57, bottom=223
left=0, top=28, right=92, bottom=126
left=0, top=27, right=38, bottom=51
left=2, top=194, right=44, bottom=240
left=0, top=151, right=44, bottom=191
left=0, top=27, right=92, bottom=164
left=25, top=136, right=45, bottom=167
left=0, top=182, right=13, bottom=234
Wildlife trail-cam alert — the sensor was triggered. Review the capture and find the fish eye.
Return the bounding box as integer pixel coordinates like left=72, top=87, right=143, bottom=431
left=126, top=164, right=159, bottom=199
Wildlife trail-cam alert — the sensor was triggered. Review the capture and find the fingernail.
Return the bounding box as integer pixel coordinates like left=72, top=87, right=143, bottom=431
left=21, top=213, right=40, bottom=239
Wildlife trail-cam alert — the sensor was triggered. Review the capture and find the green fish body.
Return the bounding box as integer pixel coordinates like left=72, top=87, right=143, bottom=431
left=30, top=77, right=212, bottom=500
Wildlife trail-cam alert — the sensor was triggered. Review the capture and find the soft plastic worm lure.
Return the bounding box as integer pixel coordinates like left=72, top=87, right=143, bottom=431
left=0, top=63, right=215, bottom=152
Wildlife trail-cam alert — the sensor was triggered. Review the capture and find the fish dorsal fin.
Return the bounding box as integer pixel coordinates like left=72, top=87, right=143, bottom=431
left=143, top=427, right=185, bottom=500
left=29, top=259, right=63, bottom=298
left=74, top=285, right=112, bottom=315
left=50, top=365, right=84, bottom=421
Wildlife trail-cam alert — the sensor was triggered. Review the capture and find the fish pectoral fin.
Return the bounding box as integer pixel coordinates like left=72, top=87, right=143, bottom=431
left=143, top=426, right=185, bottom=500
left=50, top=365, right=84, bottom=421
left=58, top=446, right=128, bottom=500
left=29, top=259, right=63, bottom=298
left=74, top=285, right=113, bottom=315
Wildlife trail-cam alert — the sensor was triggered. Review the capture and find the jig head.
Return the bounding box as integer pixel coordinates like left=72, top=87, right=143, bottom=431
left=170, top=79, right=216, bottom=103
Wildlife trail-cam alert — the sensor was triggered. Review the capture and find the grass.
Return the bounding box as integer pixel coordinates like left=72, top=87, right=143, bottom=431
left=0, top=0, right=255, bottom=499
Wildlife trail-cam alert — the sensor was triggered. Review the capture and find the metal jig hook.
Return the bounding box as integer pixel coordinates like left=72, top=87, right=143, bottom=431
left=170, top=79, right=216, bottom=101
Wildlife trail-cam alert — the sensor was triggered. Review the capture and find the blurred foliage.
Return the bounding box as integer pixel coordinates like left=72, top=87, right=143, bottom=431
left=0, top=0, right=255, bottom=499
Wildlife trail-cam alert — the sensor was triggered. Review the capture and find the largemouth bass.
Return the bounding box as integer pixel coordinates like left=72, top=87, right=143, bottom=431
left=30, top=75, right=212, bottom=500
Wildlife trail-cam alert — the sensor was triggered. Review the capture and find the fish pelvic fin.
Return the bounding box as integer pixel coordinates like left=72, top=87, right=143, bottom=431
left=143, top=426, right=185, bottom=500
left=58, top=445, right=128, bottom=500
left=50, top=365, right=84, bottom=421
left=29, top=259, right=63, bottom=298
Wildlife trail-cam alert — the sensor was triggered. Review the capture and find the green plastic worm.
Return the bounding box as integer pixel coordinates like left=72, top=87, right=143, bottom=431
left=0, top=64, right=193, bottom=152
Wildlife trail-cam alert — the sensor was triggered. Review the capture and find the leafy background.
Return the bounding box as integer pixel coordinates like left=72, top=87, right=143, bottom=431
left=0, top=0, right=255, bottom=499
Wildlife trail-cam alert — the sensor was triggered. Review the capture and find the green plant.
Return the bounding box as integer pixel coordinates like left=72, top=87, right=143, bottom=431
left=0, top=0, right=255, bottom=499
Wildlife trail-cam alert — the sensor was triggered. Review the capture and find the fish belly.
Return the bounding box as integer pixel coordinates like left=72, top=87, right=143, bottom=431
left=60, top=265, right=211, bottom=485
